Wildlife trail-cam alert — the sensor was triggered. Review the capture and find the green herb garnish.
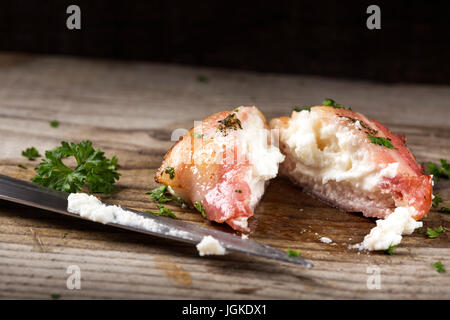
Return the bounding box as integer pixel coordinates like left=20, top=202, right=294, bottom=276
left=164, top=167, right=175, bottom=179
left=432, top=193, right=443, bottom=208
left=368, top=135, right=394, bottom=149
left=18, top=164, right=27, bottom=170
left=50, top=120, right=59, bottom=128
left=287, top=249, right=300, bottom=257
left=426, top=226, right=446, bottom=238
left=234, top=109, right=239, bottom=113
left=31, top=140, right=120, bottom=193
left=22, top=147, right=41, bottom=161
left=385, top=244, right=397, bottom=255
left=192, top=132, right=204, bottom=139
left=50, top=293, right=61, bottom=300
left=322, top=98, right=352, bottom=110
left=146, top=185, right=185, bottom=205
left=235, top=189, right=242, bottom=193
left=197, top=75, right=209, bottom=83
left=433, top=261, right=446, bottom=273
left=145, top=204, right=177, bottom=219
left=439, top=207, right=450, bottom=213
left=194, top=201, right=207, bottom=218
left=426, top=159, right=450, bottom=180
left=293, top=106, right=311, bottom=112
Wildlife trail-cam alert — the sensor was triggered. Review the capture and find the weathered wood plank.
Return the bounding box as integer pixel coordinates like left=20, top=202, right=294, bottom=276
left=0, top=53, right=448, bottom=299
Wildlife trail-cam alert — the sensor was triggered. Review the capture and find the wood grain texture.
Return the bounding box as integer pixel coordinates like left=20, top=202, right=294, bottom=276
left=0, top=52, right=448, bottom=300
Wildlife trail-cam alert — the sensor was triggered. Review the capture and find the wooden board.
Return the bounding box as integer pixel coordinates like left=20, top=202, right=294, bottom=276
left=0, top=52, right=448, bottom=299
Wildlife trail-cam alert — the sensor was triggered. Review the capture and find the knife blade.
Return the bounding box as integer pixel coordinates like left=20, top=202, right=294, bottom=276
left=0, top=174, right=312, bottom=267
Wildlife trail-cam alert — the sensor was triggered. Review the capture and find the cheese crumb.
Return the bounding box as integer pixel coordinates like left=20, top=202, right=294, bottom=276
left=196, top=235, right=227, bottom=256
left=355, top=206, right=422, bottom=251
left=241, top=234, right=249, bottom=240
left=319, top=236, right=333, bottom=244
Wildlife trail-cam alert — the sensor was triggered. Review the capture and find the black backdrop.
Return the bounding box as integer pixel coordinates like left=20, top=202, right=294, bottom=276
left=1, top=0, right=449, bottom=84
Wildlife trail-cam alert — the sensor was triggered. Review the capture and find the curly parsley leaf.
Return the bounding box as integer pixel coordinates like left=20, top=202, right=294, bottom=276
left=368, top=135, right=394, bottom=149
left=322, top=98, right=352, bottom=110
left=194, top=201, right=207, bottom=218
left=426, top=226, right=446, bottom=238
left=31, top=140, right=120, bottom=193
left=426, top=159, right=450, bottom=181
left=433, top=261, right=446, bottom=273
left=22, top=147, right=41, bottom=161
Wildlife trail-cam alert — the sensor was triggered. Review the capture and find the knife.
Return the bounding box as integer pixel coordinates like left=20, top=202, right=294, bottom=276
left=0, top=174, right=312, bottom=267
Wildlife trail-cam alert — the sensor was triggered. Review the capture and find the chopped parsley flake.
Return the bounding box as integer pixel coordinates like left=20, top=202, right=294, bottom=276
left=235, top=189, right=242, bottom=193
left=18, top=164, right=27, bottom=170
left=432, top=193, right=443, bottom=208
left=322, top=98, right=352, bottom=110
left=385, top=244, right=397, bottom=255
left=426, top=226, right=446, bottom=238
left=194, top=201, right=207, bottom=218
left=433, top=261, right=446, bottom=273
left=164, top=167, right=175, bottom=179
left=426, top=159, right=450, bottom=181
left=145, top=204, right=177, bottom=219
left=234, top=109, right=239, bottom=113
left=293, top=106, right=311, bottom=112
left=192, top=132, right=204, bottom=139
left=439, top=207, right=450, bottom=213
left=146, top=185, right=185, bottom=205
left=197, top=75, right=209, bottom=83
left=50, top=293, right=61, bottom=300
left=50, top=120, right=59, bottom=128
left=287, top=249, right=300, bottom=257
left=368, top=135, right=394, bottom=149
left=22, top=147, right=41, bottom=161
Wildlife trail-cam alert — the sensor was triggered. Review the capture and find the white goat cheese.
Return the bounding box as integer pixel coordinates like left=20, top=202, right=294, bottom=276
left=196, top=235, right=226, bottom=256
left=358, top=206, right=422, bottom=251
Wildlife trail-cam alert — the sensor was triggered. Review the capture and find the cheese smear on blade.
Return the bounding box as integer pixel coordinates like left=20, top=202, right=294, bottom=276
left=356, top=206, right=422, bottom=251
left=196, top=235, right=227, bottom=256
left=67, top=193, right=190, bottom=238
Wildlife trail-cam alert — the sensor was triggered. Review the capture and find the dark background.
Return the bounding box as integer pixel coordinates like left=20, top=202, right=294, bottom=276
left=0, top=0, right=449, bottom=84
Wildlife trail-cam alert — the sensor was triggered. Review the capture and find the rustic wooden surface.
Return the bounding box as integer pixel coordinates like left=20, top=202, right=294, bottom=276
left=0, top=52, right=448, bottom=300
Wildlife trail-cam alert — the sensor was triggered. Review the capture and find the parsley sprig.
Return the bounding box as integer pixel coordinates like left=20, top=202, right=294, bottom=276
left=426, top=159, right=450, bottom=181
left=31, top=141, right=120, bottom=193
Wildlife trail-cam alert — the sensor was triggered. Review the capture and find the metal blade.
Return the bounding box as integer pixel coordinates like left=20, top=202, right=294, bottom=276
left=0, top=174, right=313, bottom=267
